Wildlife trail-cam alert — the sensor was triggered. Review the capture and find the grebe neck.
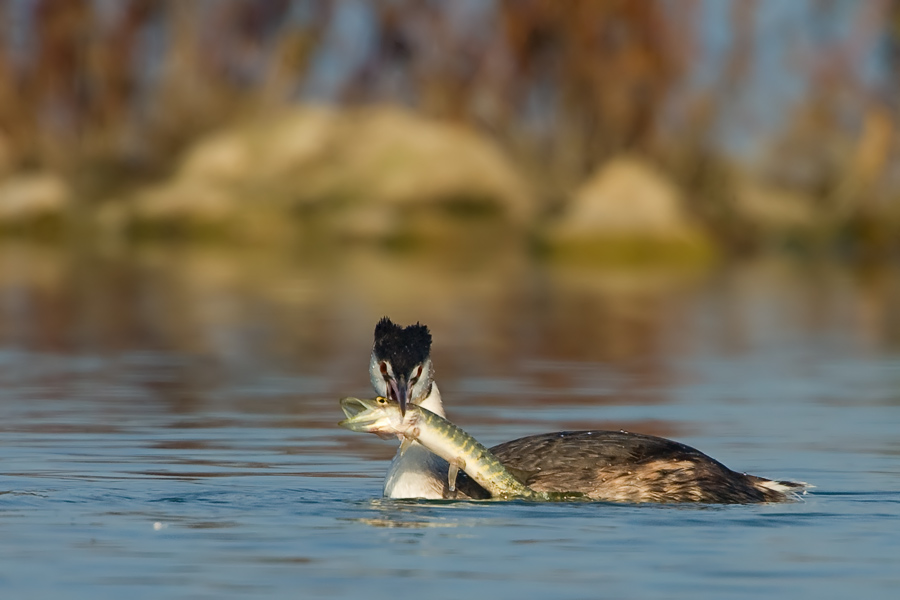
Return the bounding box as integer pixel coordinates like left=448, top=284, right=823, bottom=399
left=417, top=383, right=445, bottom=417
left=382, top=383, right=447, bottom=499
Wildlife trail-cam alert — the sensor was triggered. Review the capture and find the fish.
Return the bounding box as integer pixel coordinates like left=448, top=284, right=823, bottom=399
left=339, top=396, right=582, bottom=501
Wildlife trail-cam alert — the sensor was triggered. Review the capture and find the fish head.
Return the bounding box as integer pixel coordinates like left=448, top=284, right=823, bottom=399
left=338, top=396, right=407, bottom=439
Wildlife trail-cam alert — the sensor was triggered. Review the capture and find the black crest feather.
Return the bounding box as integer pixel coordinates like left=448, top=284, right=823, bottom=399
left=373, top=317, right=432, bottom=377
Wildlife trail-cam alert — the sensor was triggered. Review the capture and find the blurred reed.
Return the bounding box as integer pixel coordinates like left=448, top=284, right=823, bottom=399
left=0, top=0, right=897, bottom=255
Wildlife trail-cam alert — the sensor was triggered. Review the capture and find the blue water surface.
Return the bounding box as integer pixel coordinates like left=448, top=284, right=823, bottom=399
left=1, top=249, right=899, bottom=599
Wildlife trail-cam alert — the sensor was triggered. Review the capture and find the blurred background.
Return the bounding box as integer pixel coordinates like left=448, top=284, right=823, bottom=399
left=1, top=0, right=898, bottom=252
left=1, top=0, right=899, bottom=397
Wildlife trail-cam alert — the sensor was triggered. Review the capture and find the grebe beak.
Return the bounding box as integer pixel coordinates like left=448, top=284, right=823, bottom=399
left=388, top=375, right=409, bottom=416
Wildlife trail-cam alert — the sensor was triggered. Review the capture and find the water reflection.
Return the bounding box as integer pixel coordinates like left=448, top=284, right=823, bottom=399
left=2, top=241, right=900, bottom=422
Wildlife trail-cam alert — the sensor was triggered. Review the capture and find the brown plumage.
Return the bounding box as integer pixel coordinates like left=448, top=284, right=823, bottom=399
left=452, top=430, right=805, bottom=503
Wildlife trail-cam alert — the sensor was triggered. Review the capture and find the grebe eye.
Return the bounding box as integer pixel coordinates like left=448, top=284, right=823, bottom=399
left=377, top=397, right=386, bottom=404
left=379, top=362, right=388, bottom=375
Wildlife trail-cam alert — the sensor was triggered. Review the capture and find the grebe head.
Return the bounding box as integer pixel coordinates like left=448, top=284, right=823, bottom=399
left=370, top=317, right=434, bottom=416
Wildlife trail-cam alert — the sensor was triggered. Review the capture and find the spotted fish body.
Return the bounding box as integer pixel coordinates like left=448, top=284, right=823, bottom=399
left=339, top=396, right=578, bottom=501
left=400, top=402, right=536, bottom=499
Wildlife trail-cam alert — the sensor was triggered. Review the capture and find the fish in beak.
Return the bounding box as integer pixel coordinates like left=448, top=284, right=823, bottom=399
left=338, top=396, right=398, bottom=440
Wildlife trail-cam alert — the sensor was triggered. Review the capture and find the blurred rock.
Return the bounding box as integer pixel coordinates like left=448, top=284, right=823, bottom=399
left=0, top=173, right=71, bottom=227
left=178, top=130, right=255, bottom=185
left=118, top=105, right=534, bottom=241
left=732, top=178, right=818, bottom=232
left=544, top=157, right=712, bottom=262
left=130, top=181, right=239, bottom=230
left=323, top=107, right=533, bottom=220
left=0, top=132, right=14, bottom=178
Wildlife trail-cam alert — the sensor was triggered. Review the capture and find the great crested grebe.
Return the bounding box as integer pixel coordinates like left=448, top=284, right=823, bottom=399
left=369, top=317, right=807, bottom=503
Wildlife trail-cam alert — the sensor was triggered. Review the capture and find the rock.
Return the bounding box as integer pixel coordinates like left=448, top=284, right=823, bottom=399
left=327, top=107, right=534, bottom=223
left=732, top=178, right=818, bottom=231
left=544, top=157, right=713, bottom=262
left=0, top=131, right=14, bottom=178
left=562, top=157, right=695, bottom=235
left=0, top=173, right=71, bottom=226
left=178, top=106, right=341, bottom=186
left=128, top=180, right=239, bottom=232
left=120, top=105, right=535, bottom=240
left=250, top=107, right=343, bottom=181
left=178, top=130, right=254, bottom=185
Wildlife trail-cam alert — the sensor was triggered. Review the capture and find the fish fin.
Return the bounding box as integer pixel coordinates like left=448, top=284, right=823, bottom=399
left=447, top=457, right=466, bottom=492
left=398, top=427, right=420, bottom=456
left=506, top=466, right=538, bottom=485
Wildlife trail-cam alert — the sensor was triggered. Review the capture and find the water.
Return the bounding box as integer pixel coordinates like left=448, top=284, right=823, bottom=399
left=1, top=243, right=899, bottom=599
